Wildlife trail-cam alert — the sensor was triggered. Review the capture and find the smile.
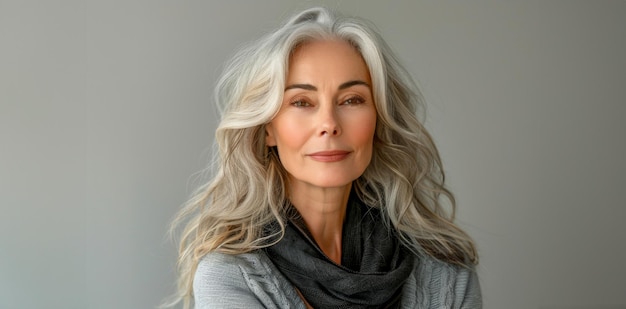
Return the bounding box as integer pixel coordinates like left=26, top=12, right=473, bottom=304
left=306, top=150, right=352, bottom=162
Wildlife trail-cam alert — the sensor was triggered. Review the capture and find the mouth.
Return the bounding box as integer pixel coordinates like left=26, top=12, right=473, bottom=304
left=306, top=150, right=352, bottom=162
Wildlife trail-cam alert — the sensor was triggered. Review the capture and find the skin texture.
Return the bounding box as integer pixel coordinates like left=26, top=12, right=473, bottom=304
left=265, top=39, right=377, bottom=265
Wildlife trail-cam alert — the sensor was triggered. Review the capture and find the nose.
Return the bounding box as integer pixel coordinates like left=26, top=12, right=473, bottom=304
left=318, top=105, right=341, bottom=137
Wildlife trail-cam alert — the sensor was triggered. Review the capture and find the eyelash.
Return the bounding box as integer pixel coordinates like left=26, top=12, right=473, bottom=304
left=289, top=96, right=365, bottom=107
left=290, top=100, right=311, bottom=107
left=341, top=96, right=365, bottom=105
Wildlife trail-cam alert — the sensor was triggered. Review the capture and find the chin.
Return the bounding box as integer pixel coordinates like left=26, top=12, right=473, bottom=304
left=311, top=175, right=359, bottom=189
left=287, top=168, right=365, bottom=190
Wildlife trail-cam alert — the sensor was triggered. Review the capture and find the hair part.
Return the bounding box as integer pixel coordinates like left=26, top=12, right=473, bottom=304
left=166, top=7, right=477, bottom=308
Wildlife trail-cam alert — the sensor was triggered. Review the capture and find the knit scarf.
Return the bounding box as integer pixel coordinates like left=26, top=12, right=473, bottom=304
left=264, top=195, right=415, bottom=308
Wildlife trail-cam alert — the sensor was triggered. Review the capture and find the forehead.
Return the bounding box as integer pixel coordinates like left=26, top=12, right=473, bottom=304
left=287, top=39, right=371, bottom=84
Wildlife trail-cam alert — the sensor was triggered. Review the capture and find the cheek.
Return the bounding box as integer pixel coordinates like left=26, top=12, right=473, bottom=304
left=350, top=112, right=377, bottom=146
left=347, top=112, right=376, bottom=175
left=271, top=116, right=309, bottom=149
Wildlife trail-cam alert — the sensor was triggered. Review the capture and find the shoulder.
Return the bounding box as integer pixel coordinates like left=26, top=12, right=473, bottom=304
left=193, top=251, right=304, bottom=309
left=193, top=252, right=261, bottom=308
left=402, top=253, right=482, bottom=309
left=194, top=250, right=262, bottom=282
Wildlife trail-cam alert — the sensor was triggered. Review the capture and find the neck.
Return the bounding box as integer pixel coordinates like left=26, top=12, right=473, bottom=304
left=288, top=180, right=352, bottom=265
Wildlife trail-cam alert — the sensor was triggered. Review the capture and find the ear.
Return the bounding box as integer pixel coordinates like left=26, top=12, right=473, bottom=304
left=265, top=124, right=277, bottom=146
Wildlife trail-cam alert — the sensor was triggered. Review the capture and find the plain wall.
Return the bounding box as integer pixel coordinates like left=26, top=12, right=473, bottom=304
left=1, top=1, right=625, bottom=308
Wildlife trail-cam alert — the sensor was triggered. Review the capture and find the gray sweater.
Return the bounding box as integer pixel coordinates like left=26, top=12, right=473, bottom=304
left=193, top=250, right=482, bottom=308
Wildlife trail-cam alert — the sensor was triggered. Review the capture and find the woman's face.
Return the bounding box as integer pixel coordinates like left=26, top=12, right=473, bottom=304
left=266, top=39, right=377, bottom=190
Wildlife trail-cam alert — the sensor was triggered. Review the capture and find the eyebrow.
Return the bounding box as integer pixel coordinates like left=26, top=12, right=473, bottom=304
left=284, top=80, right=371, bottom=91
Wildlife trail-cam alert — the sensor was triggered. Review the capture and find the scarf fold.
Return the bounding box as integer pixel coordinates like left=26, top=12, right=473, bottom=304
left=264, top=195, right=415, bottom=308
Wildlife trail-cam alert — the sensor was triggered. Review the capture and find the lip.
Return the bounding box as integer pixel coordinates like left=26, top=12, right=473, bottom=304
left=306, top=150, right=352, bottom=162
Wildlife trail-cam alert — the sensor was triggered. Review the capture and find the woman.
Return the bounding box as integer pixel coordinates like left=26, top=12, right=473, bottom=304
left=170, top=7, right=481, bottom=309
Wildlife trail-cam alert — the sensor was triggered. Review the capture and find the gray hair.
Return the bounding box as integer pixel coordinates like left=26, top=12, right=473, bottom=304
left=168, top=7, right=477, bottom=308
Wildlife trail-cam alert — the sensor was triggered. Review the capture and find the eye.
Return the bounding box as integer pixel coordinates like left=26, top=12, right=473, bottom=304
left=291, top=100, right=312, bottom=107
left=340, top=96, right=365, bottom=105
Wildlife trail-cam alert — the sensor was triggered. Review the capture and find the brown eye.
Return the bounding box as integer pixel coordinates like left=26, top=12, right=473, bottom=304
left=341, top=96, right=365, bottom=105
left=291, top=100, right=311, bottom=107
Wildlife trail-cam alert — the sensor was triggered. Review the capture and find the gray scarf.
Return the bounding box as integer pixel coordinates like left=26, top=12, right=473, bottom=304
left=264, top=195, right=415, bottom=308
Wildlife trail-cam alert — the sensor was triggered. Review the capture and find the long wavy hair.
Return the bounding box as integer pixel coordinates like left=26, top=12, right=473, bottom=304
left=168, top=7, right=477, bottom=308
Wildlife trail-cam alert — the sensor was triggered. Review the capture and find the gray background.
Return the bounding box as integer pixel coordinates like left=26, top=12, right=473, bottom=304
left=1, top=1, right=625, bottom=308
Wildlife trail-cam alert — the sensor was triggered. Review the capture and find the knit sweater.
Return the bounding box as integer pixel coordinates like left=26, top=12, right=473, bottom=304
left=193, top=250, right=482, bottom=308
